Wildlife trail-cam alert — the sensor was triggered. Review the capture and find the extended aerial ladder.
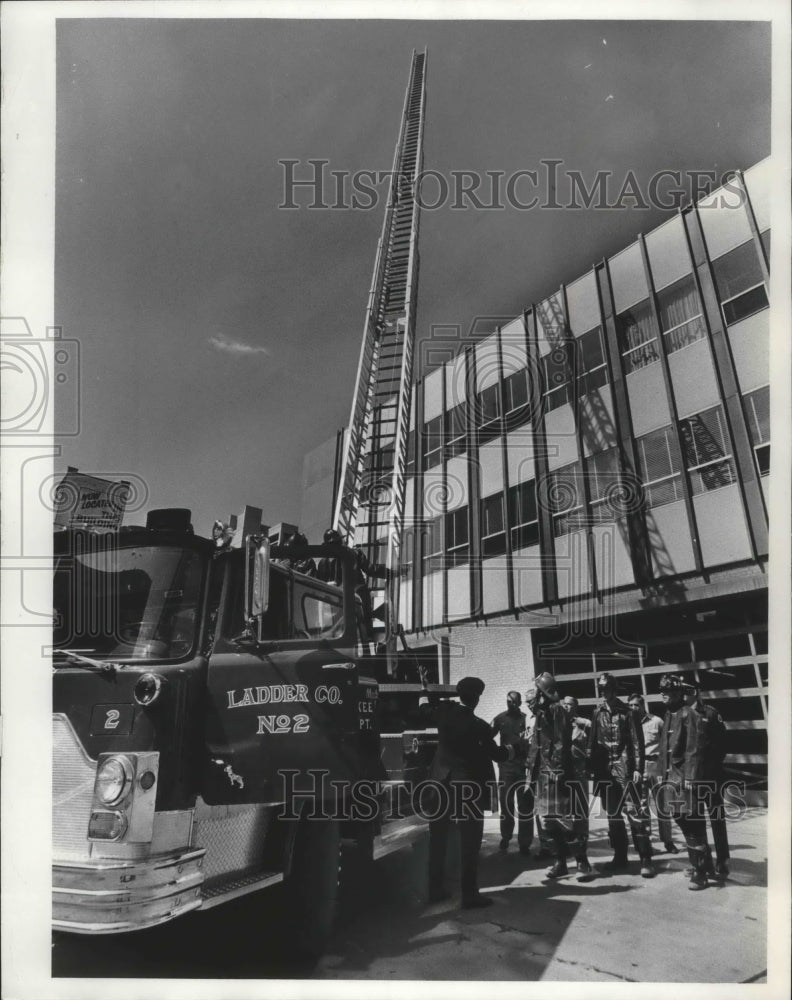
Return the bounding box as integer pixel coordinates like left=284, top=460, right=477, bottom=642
left=332, top=50, right=427, bottom=673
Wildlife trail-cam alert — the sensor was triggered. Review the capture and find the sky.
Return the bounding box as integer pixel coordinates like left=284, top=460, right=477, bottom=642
left=55, top=17, right=771, bottom=537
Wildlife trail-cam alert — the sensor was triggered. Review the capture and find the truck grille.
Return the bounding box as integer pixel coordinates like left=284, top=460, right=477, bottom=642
left=53, top=714, right=97, bottom=860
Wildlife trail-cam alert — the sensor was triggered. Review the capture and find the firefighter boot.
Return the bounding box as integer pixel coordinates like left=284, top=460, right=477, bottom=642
left=601, top=821, right=630, bottom=872
left=687, top=845, right=710, bottom=891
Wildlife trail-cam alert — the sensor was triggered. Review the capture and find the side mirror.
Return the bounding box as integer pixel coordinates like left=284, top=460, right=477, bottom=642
left=244, top=535, right=270, bottom=641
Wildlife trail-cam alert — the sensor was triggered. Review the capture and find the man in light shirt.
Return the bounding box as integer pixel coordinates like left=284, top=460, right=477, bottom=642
left=628, top=693, right=679, bottom=854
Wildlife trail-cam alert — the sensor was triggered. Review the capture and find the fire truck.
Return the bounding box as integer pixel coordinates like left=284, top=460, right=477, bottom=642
left=52, top=508, right=446, bottom=956
left=53, top=50, right=435, bottom=956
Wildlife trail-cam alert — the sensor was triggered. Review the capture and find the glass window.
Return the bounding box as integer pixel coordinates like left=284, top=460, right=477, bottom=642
left=636, top=425, right=684, bottom=508
left=504, top=368, right=530, bottom=413
left=656, top=275, right=707, bottom=354
left=743, top=385, right=770, bottom=477
left=422, top=515, right=444, bottom=573
left=476, top=383, right=501, bottom=426
left=423, top=415, right=443, bottom=470
left=445, top=506, right=469, bottom=566
left=576, top=326, right=609, bottom=396
left=678, top=405, right=737, bottom=495
left=300, top=592, right=344, bottom=639
left=219, top=560, right=292, bottom=648
left=508, top=479, right=539, bottom=549
left=585, top=448, right=622, bottom=522
left=444, top=402, right=467, bottom=458
left=547, top=462, right=584, bottom=537
left=542, top=342, right=573, bottom=411
left=406, top=429, right=416, bottom=473
left=53, top=541, right=206, bottom=660
left=712, top=240, right=768, bottom=326
left=617, top=299, right=660, bottom=373
left=480, top=493, right=507, bottom=557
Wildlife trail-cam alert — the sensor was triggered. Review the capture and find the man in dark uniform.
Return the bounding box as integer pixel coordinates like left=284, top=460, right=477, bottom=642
left=419, top=673, right=512, bottom=908
left=683, top=678, right=730, bottom=877
left=657, top=673, right=714, bottom=889
left=522, top=673, right=580, bottom=879
left=491, top=691, right=531, bottom=854
left=561, top=695, right=593, bottom=878
left=317, top=527, right=389, bottom=639
left=587, top=673, right=655, bottom=877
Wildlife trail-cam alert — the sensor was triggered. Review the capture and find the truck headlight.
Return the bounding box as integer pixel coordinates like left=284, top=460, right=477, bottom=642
left=95, top=755, right=134, bottom=806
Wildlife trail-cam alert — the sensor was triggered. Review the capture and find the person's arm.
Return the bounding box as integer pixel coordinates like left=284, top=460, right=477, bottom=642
left=671, top=708, right=689, bottom=777
left=357, top=548, right=389, bottom=580
left=627, top=709, right=645, bottom=782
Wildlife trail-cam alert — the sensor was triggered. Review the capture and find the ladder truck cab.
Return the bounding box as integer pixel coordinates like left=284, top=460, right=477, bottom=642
left=52, top=506, right=450, bottom=954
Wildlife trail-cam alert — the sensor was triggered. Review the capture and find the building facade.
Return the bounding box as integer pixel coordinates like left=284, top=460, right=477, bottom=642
left=394, top=159, right=771, bottom=797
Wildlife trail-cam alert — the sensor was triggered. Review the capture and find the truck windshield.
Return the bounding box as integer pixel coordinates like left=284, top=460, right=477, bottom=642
left=53, top=541, right=205, bottom=661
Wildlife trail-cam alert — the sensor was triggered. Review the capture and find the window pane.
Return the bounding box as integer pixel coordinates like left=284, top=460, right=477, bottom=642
left=482, top=532, right=507, bottom=557
left=744, top=386, right=770, bottom=445
left=511, top=521, right=539, bottom=549
left=722, top=285, right=769, bottom=326
left=617, top=300, right=659, bottom=373
left=657, top=276, right=706, bottom=353
left=578, top=327, right=605, bottom=372
left=712, top=240, right=764, bottom=301
left=755, top=444, right=770, bottom=476
left=505, top=369, right=529, bottom=412
left=542, top=343, right=572, bottom=409
left=481, top=494, right=505, bottom=537
left=679, top=406, right=729, bottom=469
left=477, top=385, right=501, bottom=424
left=508, top=479, right=537, bottom=526
left=637, top=425, right=684, bottom=509
left=423, top=415, right=443, bottom=469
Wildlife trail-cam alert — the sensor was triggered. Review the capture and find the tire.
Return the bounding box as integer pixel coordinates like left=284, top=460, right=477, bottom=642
left=339, top=824, right=375, bottom=911
left=283, top=813, right=341, bottom=960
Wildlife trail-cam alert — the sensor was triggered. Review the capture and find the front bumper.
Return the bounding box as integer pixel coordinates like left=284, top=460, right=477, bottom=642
left=53, top=848, right=206, bottom=934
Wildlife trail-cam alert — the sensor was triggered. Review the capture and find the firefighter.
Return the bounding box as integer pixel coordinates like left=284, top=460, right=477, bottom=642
left=276, top=531, right=317, bottom=576
left=657, top=673, right=715, bottom=889
left=628, top=693, right=679, bottom=854
left=523, top=673, right=580, bottom=880
left=683, top=678, right=730, bottom=877
left=418, top=672, right=512, bottom=908
left=587, top=673, right=655, bottom=877
left=561, top=695, right=594, bottom=878
left=522, top=681, right=554, bottom=859
left=317, top=527, right=388, bottom=639
left=491, top=691, right=531, bottom=854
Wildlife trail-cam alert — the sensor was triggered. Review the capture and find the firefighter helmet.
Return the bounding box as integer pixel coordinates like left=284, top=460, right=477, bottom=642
left=534, top=672, right=560, bottom=702
left=659, top=673, right=684, bottom=691
left=323, top=528, right=343, bottom=544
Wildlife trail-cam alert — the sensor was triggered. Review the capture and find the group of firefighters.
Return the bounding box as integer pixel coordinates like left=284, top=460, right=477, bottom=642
left=419, top=667, right=730, bottom=909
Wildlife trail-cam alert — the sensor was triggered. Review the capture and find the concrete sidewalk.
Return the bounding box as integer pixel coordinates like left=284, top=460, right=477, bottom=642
left=319, top=807, right=767, bottom=983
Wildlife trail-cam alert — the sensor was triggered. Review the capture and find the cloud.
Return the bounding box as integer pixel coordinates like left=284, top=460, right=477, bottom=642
left=208, top=333, right=270, bottom=357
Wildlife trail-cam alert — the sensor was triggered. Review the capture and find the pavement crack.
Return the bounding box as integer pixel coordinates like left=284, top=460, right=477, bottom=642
left=550, top=956, right=637, bottom=982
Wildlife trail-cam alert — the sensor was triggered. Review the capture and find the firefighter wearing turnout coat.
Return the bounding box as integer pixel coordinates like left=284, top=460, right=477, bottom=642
left=418, top=672, right=512, bottom=909
left=657, top=674, right=725, bottom=889
left=683, top=679, right=730, bottom=877
left=587, top=673, right=655, bottom=877
left=521, top=673, right=583, bottom=880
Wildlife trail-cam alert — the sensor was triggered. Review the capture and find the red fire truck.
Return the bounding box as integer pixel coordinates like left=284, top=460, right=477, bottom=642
left=52, top=508, right=446, bottom=955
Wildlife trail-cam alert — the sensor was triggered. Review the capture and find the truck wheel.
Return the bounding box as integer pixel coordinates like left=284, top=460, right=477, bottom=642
left=339, top=824, right=375, bottom=910
left=284, top=814, right=341, bottom=960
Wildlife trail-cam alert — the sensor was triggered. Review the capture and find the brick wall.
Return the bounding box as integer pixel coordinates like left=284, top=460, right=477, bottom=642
left=406, top=620, right=536, bottom=725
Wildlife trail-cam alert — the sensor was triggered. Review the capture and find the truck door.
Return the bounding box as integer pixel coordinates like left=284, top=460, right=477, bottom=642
left=201, top=550, right=368, bottom=806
